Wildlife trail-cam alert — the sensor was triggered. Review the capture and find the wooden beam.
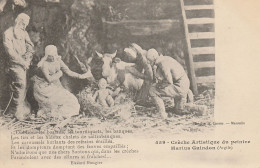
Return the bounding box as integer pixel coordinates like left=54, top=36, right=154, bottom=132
left=187, top=18, right=214, bottom=24
left=194, top=61, right=215, bottom=69
left=191, top=47, right=215, bottom=55
left=180, top=0, right=198, bottom=95
left=184, top=5, right=214, bottom=10
left=196, top=76, right=215, bottom=83
left=189, top=32, right=215, bottom=39
left=102, top=19, right=179, bottom=25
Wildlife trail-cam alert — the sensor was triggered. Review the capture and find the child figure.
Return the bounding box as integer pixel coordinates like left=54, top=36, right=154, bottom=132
left=93, top=78, right=121, bottom=107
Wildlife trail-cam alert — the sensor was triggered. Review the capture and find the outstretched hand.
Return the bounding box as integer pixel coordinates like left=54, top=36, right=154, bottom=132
left=79, top=70, right=93, bottom=80
left=115, top=87, right=121, bottom=92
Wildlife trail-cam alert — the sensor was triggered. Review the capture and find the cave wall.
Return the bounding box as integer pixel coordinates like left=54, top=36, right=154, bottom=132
left=64, top=0, right=189, bottom=76
left=97, top=0, right=188, bottom=70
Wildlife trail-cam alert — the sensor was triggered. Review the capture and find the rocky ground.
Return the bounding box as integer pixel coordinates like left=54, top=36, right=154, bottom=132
left=0, top=87, right=215, bottom=137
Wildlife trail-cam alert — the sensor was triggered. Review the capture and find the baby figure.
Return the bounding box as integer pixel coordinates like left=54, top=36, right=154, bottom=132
left=93, top=78, right=121, bottom=107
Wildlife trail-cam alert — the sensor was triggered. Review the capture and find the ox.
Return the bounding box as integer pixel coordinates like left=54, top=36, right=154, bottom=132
left=95, top=51, right=143, bottom=91
left=60, top=55, right=95, bottom=93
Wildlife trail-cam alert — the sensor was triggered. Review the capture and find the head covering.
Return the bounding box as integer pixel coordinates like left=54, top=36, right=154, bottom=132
left=45, top=45, right=58, bottom=57
left=15, top=13, right=30, bottom=26
left=37, top=45, right=60, bottom=67
left=146, top=48, right=159, bottom=63
left=131, top=43, right=147, bottom=56
left=124, top=47, right=137, bottom=61
left=124, top=43, right=147, bottom=62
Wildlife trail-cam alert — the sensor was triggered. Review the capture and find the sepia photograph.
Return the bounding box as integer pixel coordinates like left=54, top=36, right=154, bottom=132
left=0, top=0, right=215, bottom=135
left=0, top=0, right=259, bottom=167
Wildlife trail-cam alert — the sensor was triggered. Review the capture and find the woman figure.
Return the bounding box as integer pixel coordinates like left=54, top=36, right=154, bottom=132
left=33, top=45, right=92, bottom=119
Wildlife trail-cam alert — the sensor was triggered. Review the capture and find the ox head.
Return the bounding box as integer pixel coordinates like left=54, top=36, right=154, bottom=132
left=95, top=50, right=117, bottom=78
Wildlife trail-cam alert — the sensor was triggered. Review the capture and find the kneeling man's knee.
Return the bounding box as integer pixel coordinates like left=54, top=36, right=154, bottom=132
left=149, top=86, right=158, bottom=97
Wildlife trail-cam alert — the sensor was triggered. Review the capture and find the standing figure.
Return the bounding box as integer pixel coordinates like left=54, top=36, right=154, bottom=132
left=3, top=13, right=34, bottom=120
left=33, top=45, right=93, bottom=119
left=146, top=49, right=192, bottom=119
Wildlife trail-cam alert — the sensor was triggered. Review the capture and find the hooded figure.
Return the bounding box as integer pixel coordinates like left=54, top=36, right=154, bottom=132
left=3, top=13, right=34, bottom=120
left=32, top=45, right=92, bottom=119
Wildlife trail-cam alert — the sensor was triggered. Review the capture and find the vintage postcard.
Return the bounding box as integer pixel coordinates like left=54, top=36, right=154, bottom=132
left=0, top=0, right=259, bottom=167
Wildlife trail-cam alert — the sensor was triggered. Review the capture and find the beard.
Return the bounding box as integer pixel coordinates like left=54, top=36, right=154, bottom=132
left=14, top=28, right=26, bottom=39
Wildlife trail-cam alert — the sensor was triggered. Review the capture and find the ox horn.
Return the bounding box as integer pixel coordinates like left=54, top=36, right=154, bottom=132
left=95, top=51, right=103, bottom=58
left=87, top=56, right=93, bottom=64
left=110, top=50, right=117, bottom=58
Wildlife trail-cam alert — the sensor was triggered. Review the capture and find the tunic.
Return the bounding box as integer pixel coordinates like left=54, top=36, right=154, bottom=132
left=3, top=26, right=34, bottom=120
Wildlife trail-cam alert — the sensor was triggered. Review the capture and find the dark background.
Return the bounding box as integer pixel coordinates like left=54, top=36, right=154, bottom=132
left=0, top=0, right=215, bottom=110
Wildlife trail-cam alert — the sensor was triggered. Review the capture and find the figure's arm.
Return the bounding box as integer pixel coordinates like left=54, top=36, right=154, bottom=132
left=25, top=31, right=34, bottom=49
left=160, top=64, right=173, bottom=85
left=60, top=59, right=91, bottom=79
left=41, top=63, right=62, bottom=83
left=111, top=88, right=120, bottom=97
left=60, top=59, right=82, bottom=78
left=126, top=66, right=145, bottom=79
left=92, top=91, right=99, bottom=101
left=51, top=70, right=63, bottom=79
left=143, top=64, right=153, bottom=81
left=24, top=31, right=35, bottom=61
left=3, top=32, right=28, bottom=69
